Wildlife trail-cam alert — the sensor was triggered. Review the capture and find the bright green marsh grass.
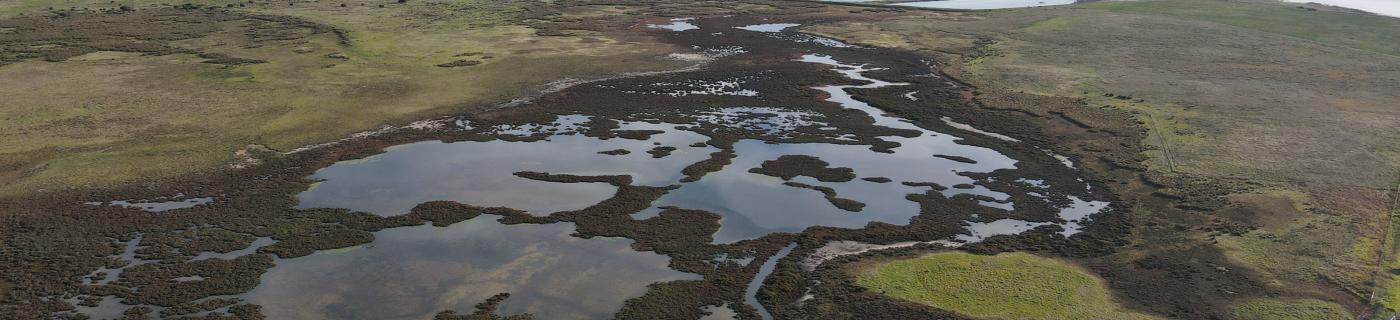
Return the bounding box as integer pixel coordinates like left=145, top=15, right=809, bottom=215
left=855, top=252, right=1159, bottom=319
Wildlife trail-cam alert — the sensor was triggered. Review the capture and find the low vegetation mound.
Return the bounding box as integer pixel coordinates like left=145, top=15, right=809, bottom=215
left=855, top=252, right=1158, bottom=319
left=748, top=155, right=854, bottom=182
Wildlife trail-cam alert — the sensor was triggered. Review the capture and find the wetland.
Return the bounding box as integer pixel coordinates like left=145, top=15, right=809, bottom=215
left=267, top=14, right=1117, bottom=319
left=5, top=6, right=1131, bottom=320
left=6, top=1, right=1385, bottom=319
left=32, top=13, right=1118, bottom=319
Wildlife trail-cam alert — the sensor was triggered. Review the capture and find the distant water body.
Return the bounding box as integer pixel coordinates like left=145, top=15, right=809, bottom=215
left=825, top=0, right=1074, bottom=10
left=1282, top=0, right=1400, bottom=17
left=827, top=0, right=1399, bottom=16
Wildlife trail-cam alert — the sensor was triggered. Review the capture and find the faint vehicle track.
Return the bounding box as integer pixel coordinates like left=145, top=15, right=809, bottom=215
left=1144, top=112, right=1177, bottom=173
left=1368, top=175, right=1400, bottom=317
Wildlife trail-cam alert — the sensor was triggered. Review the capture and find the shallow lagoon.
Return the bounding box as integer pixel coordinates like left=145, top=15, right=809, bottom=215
left=297, top=121, right=715, bottom=216
left=297, top=52, right=1100, bottom=244
left=243, top=215, right=698, bottom=320
left=268, top=32, right=1113, bottom=318
left=634, top=138, right=1014, bottom=243
left=629, top=54, right=1023, bottom=242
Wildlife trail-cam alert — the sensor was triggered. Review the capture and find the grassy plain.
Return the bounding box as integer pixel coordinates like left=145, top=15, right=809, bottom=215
left=1213, top=187, right=1389, bottom=304
left=1086, top=0, right=1400, bottom=57
left=1228, top=298, right=1351, bottom=320
left=809, top=0, right=1398, bottom=317
left=808, top=0, right=1400, bottom=187
left=855, top=252, right=1158, bottom=320
left=0, top=0, right=686, bottom=196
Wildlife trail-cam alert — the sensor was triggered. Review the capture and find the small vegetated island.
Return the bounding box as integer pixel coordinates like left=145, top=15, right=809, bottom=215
left=855, top=252, right=1159, bottom=320
left=0, top=0, right=1396, bottom=320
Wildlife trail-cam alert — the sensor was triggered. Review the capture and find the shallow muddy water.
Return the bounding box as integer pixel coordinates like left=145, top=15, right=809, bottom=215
left=242, top=215, right=697, bottom=320
left=89, top=196, right=215, bottom=212
left=297, top=121, right=715, bottom=216
left=630, top=54, right=1021, bottom=242
left=65, top=296, right=133, bottom=319
left=649, top=18, right=699, bottom=31
left=700, top=303, right=740, bottom=320
left=633, top=138, right=1014, bottom=242
left=299, top=51, right=1098, bottom=244
left=80, top=235, right=151, bottom=286
left=737, top=23, right=801, bottom=32
left=191, top=237, right=275, bottom=261
left=67, top=236, right=165, bottom=318
left=746, top=243, right=796, bottom=320
left=267, top=18, right=1114, bottom=319
left=960, top=196, right=1107, bottom=241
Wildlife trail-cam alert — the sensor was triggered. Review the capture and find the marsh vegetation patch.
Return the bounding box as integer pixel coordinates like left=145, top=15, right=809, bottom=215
left=749, top=155, right=855, bottom=182
left=854, top=252, right=1157, bottom=319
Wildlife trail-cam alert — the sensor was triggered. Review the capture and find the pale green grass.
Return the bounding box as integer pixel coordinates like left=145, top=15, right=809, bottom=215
left=855, top=252, right=1159, bottom=320
left=0, top=1, right=683, bottom=196
left=1214, top=189, right=1383, bottom=299
left=1229, top=298, right=1351, bottom=320
left=1084, top=0, right=1400, bottom=57
left=814, top=0, right=1400, bottom=188
left=1375, top=187, right=1400, bottom=313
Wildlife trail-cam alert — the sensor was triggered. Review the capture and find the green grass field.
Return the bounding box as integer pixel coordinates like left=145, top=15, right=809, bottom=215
left=1229, top=298, right=1351, bottom=320
left=809, top=0, right=1400, bottom=188
left=1085, top=0, right=1400, bottom=57
left=855, top=252, right=1159, bottom=319
left=1214, top=189, right=1381, bottom=310
left=0, top=1, right=686, bottom=196
left=811, top=1, right=1398, bottom=316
